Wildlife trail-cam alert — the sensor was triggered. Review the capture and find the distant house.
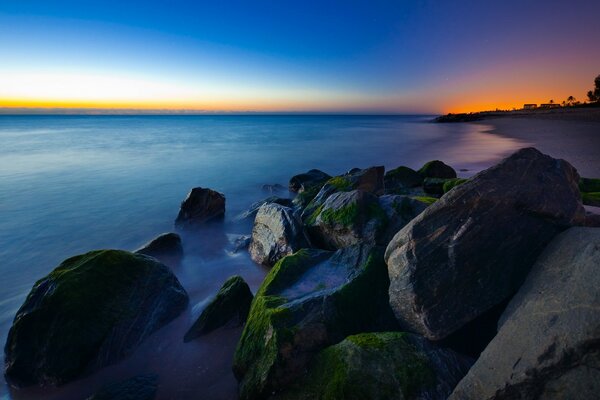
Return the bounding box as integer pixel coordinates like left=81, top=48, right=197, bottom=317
left=523, top=104, right=537, bottom=110
left=539, top=103, right=561, bottom=109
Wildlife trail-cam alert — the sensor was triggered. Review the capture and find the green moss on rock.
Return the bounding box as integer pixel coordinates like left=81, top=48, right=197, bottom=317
left=411, top=196, right=438, bottom=205
left=384, top=166, right=423, bottom=190
left=443, top=178, right=468, bottom=193
left=581, top=191, right=600, bottom=207
left=326, top=176, right=353, bottom=191
left=320, top=202, right=359, bottom=227
left=579, top=178, right=600, bottom=193
left=418, top=160, right=457, bottom=179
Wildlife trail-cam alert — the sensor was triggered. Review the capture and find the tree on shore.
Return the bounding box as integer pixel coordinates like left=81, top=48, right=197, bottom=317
left=587, top=75, right=600, bottom=102
left=566, top=96, right=576, bottom=105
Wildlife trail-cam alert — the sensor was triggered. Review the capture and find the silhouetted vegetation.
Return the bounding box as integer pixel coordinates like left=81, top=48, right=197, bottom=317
left=587, top=74, right=600, bottom=102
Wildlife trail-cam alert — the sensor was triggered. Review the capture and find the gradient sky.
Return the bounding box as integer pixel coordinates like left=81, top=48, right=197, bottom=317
left=1, top=0, right=599, bottom=113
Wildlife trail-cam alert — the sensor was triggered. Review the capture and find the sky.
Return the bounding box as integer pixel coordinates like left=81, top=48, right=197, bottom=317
left=0, top=0, right=599, bottom=114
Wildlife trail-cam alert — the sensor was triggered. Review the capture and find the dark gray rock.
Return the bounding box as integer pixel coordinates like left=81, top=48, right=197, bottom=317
left=4, top=250, right=189, bottom=387
left=378, top=195, right=429, bottom=245
left=135, top=232, right=183, bottom=266
left=175, top=187, right=225, bottom=228
left=385, top=148, right=585, bottom=340
left=289, top=169, right=331, bottom=193
left=305, top=190, right=387, bottom=250
left=184, top=276, right=253, bottom=341
left=249, top=203, right=309, bottom=267
left=418, top=160, right=457, bottom=179
left=384, top=166, right=423, bottom=193
left=278, top=332, right=473, bottom=400
left=450, top=227, right=600, bottom=400
left=233, top=245, right=395, bottom=400
left=86, top=374, right=158, bottom=400
left=423, top=177, right=448, bottom=195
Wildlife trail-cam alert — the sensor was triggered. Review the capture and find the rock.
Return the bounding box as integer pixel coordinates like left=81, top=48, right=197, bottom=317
left=231, top=235, right=252, bottom=253
left=384, top=166, right=423, bottom=193
left=86, top=374, right=158, bottom=400
left=174, top=187, right=225, bottom=228
left=279, top=332, right=473, bottom=400
left=262, top=183, right=286, bottom=193
left=579, top=177, right=600, bottom=192
left=581, top=192, right=600, bottom=207
left=184, top=276, right=253, bottom=341
left=249, top=203, right=309, bottom=267
left=449, top=227, right=600, bottom=400
left=305, top=190, right=388, bottom=250
left=378, top=195, right=429, bottom=245
left=423, top=177, right=448, bottom=195
left=135, top=232, right=183, bottom=266
left=289, top=169, right=331, bottom=193
left=418, top=160, right=457, bottom=179
left=385, top=148, right=585, bottom=340
left=233, top=245, right=395, bottom=400
left=4, top=250, right=189, bottom=387
left=301, top=166, right=385, bottom=221
left=235, top=197, right=294, bottom=222
left=580, top=211, right=600, bottom=227
left=443, top=178, right=468, bottom=193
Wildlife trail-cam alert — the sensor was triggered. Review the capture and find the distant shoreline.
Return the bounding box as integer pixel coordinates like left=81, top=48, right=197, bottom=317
left=435, top=104, right=600, bottom=123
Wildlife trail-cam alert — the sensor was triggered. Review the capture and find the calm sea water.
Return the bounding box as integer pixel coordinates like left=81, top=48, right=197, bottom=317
left=0, top=115, right=525, bottom=399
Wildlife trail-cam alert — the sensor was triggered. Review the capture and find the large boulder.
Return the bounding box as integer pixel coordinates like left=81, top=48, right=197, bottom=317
left=235, top=197, right=294, bottom=222
left=174, top=187, right=225, bottom=228
left=86, top=374, right=158, bottom=400
left=135, top=232, right=183, bottom=266
left=300, top=166, right=385, bottom=221
left=289, top=169, right=331, bottom=193
left=249, top=203, right=309, bottom=267
left=233, top=245, right=395, bottom=400
left=4, top=250, right=189, bottom=387
left=385, top=148, right=585, bottom=340
left=450, top=227, right=600, bottom=400
left=305, top=190, right=388, bottom=250
left=184, top=275, right=254, bottom=341
left=279, top=332, right=473, bottom=400
left=418, top=160, right=457, bottom=179
left=378, top=195, right=429, bottom=245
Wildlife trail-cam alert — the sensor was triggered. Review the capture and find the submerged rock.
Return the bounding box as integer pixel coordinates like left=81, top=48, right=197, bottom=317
left=249, top=203, right=309, bottom=267
left=175, top=187, right=225, bottom=228
left=233, top=245, right=395, bottom=400
left=305, top=190, right=387, bottom=250
left=135, top=232, right=183, bottom=266
left=418, top=160, right=457, bottom=179
left=288, top=169, right=331, bottom=193
left=385, top=148, right=585, bottom=340
left=450, top=227, right=600, bottom=400
left=184, top=276, right=253, bottom=341
left=4, top=250, right=189, bottom=387
left=279, top=332, right=473, bottom=400
left=86, top=374, right=158, bottom=400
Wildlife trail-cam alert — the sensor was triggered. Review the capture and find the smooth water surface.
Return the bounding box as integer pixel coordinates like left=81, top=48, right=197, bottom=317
left=0, top=115, right=526, bottom=399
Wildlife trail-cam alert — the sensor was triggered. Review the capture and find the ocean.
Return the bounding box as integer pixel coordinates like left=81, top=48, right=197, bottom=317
left=0, top=115, right=525, bottom=399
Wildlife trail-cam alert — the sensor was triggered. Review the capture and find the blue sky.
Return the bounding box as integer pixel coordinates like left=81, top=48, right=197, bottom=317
left=1, top=0, right=599, bottom=113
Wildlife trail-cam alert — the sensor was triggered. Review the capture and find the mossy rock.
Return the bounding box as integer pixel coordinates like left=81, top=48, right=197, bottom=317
left=423, top=178, right=449, bottom=195
left=4, top=250, right=189, bottom=387
left=443, top=178, right=468, bottom=194
left=233, top=245, right=395, bottom=400
left=411, top=196, right=438, bottom=205
left=184, top=275, right=253, bottom=341
left=418, top=160, right=457, bottom=179
left=579, top=177, right=600, bottom=192
left=289, top=169, right=331, bottom=193
left=581, top=192, right=600, bottom=207
left=385, top=166, right=423, bottom=192
left=278, top=332, right=473, bottom=400
left=305, top=190, right=388, bottom=250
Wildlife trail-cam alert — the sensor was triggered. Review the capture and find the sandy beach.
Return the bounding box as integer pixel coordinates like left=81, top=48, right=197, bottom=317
left=475, top=115, right=600, bottom=177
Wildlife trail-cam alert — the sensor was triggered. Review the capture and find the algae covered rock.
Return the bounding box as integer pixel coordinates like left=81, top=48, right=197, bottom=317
left=86, top=374, right=158, bottom=400
left=578, top=177, right=600, bottom=192
left=175, top=187, right=225, bottom=228
left=184, top=275, right=253, bottom=341
left=305, top=190, right=388, bottom=250
left=289, top=169, right=331, bottom=193
left=233, top=245, right=395, bottom=400
left=422, top=177, right=448, bottom=195
left=280, top=332, right=473, bottom=400
left=385, top=148, right=585, bottom=340
left=249, top=203, right=310, bottom=267
left=418, top=160, right=457, bottom=179
left=135, top=232, right=183, bottom=266
left=384, top=166, right=423, bottom=193
left=449, top=227, right=600, bottom=400
left=443, top=178, right=468, bottom=193
left=4, top=250, right=189, bottom=387
left=581, top=191, right=600, bottom=207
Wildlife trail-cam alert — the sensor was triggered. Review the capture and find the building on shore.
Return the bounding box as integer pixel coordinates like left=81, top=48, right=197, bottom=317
left=523, top=104, right=537, bottom=110
left=539, top=103, right=561, bottom=109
